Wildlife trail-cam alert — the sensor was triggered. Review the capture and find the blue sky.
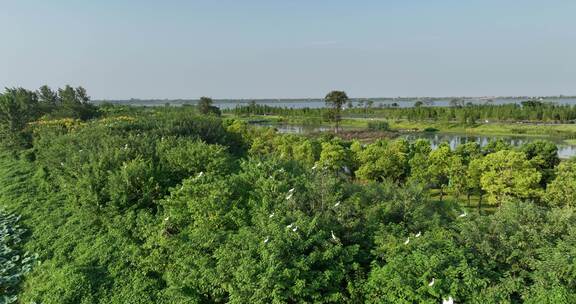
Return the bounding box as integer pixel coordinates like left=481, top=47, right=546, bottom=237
left=1, top=0, right=575, bottom=99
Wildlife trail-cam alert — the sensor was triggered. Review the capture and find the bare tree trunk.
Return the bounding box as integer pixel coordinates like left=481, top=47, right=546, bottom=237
left=478, top=193, right=483, bottom=215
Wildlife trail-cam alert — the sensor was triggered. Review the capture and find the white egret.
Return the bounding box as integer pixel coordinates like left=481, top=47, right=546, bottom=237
left=459, top=211, right=467, bottom=218
left=197, top=171, right=204, bottom=178
left=442, top=296, right=453, bottom=304
left=124, top=144, right=129, bottom=150
left=312, top=164, right=318, bottom=170
left=286, top=223, right=294, bottom=229
left=264, top=237, right=269, bottom=244
left=269, top=212, right=275, bottom=218
left=428, top=278, right=435, bottom=287
left=331, top=230, right=338, bottom=241
left=286, top=193, right=293, bottom=200
left=288, top=188, right=295, bottom=193
left=415, top=231, right=421, bottom=238
left=404, top=237, right=410, bottom=245
left=164, top=216, right=170, bottom=221
left=292, top=226, right=298, bottom=232
left=334, top=201, right=341, bottom=207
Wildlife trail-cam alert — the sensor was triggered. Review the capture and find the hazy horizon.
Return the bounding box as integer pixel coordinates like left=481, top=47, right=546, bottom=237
left=2, top=1, right=575, bottom=99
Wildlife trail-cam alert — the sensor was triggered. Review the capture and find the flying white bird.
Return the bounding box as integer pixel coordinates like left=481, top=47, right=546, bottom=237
left=292, top=226, right=298, bottom=232
left=331, top=230, right=338, bottom=241
left=334, top=201, right=341, bottom=207
left=428, top=278, right=435, bottom=287
left=264, top=237, right=269, bottom=244
left=404, top=237, right=410, bottom=245
left=442, top=296, right=453, bottom=304
left=415, top=231, right=421, bottom=238
left=269, top=212, right=275, bottom=218
left=459, top=211, right=467, bottom=218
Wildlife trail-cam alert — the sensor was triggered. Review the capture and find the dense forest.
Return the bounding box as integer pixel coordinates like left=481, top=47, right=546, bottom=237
left=1, top=87, right=576, bottom=303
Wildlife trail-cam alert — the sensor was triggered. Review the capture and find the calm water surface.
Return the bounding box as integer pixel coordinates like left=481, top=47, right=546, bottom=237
left=256, top=123, right=576, bottom=159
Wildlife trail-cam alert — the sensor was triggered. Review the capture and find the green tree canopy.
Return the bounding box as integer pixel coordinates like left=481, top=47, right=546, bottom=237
left=478, top=150, right=542, bottom=205
left=324, top=90, right=348, bottom=133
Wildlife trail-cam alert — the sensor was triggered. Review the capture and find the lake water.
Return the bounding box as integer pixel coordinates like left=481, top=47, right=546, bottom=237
left=255, top=123, right=576, bottom=159
left=400, top=133, right=576, bottom=159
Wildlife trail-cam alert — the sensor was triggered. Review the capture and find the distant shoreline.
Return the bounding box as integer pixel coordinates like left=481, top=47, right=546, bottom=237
left=93, top=95, right=576, bottom=105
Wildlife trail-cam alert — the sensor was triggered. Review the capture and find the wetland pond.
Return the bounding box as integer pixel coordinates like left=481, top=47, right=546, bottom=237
left=254, top=123, right=576, bottom=159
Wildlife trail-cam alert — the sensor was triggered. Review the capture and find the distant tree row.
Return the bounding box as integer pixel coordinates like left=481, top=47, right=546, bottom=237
left=228, top=94, right=576, bottom=123
left=0, top=85, right=97, bottom=148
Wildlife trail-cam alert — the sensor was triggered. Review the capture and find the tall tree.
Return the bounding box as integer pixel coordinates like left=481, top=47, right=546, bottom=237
left=58, top=85, right=78, bottom=105
left=427, top=144, right=453, bottom=201
left=544, top=161, right=576, bottom=207
left=197, top=97, right=220, bottom=115
left=0, top=88, right=39, bottom=147
left=478, top=150, right=542, bottom=206
left=37, top=85, right=59, bottom=107
left=324, top=90, right=348, bottom=133
left=75, top=86, right=90, bottom=104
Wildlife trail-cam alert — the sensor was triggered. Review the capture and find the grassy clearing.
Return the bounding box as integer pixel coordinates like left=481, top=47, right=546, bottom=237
left=389, top=120, right=576, bottom=137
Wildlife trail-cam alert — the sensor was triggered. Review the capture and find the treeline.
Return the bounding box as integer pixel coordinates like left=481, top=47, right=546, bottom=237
left=1, top=97, right=575, bottom=302
left=228, top=100, right=576, bottom=123
left=0, top=85, right=97, bottom=148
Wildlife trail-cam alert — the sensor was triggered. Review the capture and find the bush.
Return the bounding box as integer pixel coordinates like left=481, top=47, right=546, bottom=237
left=367, top=121, right=390, bottom=131
left=423, top=127, right=439, bottom=132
